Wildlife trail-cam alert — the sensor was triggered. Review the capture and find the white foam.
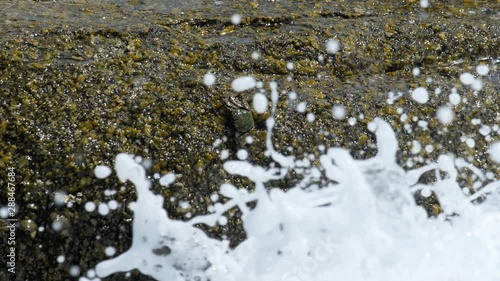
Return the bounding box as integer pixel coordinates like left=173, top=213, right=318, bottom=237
left=488, top=142, right=500, bottom=163
left=231, top=14, right=241, bottom=25
left=94, top=165, right=111, bottom=179
left=105, top=247, right=116, bottom=257
left=98, top=203, right=110, bottom=216
left=232, top=76, right=257, bottom=92
left=476, top=64, right=489, bottom=76
left=459, top=72, right=474, bottom=85
left=90, top=78, right=500, bottom=281
left=57, top=255, right=65, bottom=263
left=479, top=125, right=491, bottom=136
left=449, top=92, right=461, bottom=105
left=245, top=136, right=254, bottom=144
left=159, top=173, right=176, bottom=186
left=436, top=106, right=454, bottom=124
left=326, top=39, right=340, bottom=54
left=471, top=78, right=483, bottom=91
left=220, top=149, right=229, bottom=160
left=203, top=72, right=216, bottom=86
left=54, top=191, right=67, bottom=206
left=411, top=87, right=429, bottom=103
left=69, top=265, right=81, bottom=277
left=85, top=202, right=96, bottom=212
left=306, top=113, right=315, bottom=122
left=466, top=138, right=476, bottom=148
left=411, top=140, right=422, bottom=154
left=296, top=102, right=307, bottom=113
left=108, top=200, right=118, bottom=210
left=332, top=105, right=346, bottom=120
left=253, top=93, right=268, bottom=114
left=237, top=149, right=248, bottom=160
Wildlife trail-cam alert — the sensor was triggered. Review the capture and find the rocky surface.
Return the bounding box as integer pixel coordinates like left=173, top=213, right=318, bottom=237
left=0, top=0, right=498, bottom=280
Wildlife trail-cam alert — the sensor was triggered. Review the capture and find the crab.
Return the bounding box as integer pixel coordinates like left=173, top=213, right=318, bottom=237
left=224, top=94, right=254, bottom=135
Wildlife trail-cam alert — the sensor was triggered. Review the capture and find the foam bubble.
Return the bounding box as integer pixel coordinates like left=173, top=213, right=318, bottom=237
left=333, top=105, right=346, bottom=120
left=466, top=138, right=476, bottom=148
left=306, top=113, right=315, bottom=122
left=203, top=72, right=216, bottom=86
left=245, top=136, right=254, bottom=144
left=84, top=202, right=96, bottom=212
left=459, top=72, right=474, bottom=85
left=94, top=165, right=111, bottom=179
left=57, top=255, right=65, bottom=263
left=436, top=106, right=455, bottom=124
left=326, top=39, right=340, bottom=54
left=52, top=220, right=63, bottom=232
left=231, top=14, right=241, bottom=25
left=98, top=203, right=110, bottom=216
left=411, top=87, right=429, bottom=103
left=220, top=149, right=229, bottom=160
left=159, top=173, right=176, bottom=186
left=488, top=142, right=500, bottom=163
left=105, top=247, right=116, bottom=257
left=411, top=140, right=422, bottom=154
left=54, top=191, right=67, bottom=206
left=471, top=78, right=483, bottom=91
left=108, top=200, right=118, bottom=210
left=237, top=149, right=248, bottom=160
left=420, top=0, right=429, bottom=8
left=231, top=76, right=256, bottom=92
left=476, top=64, right=489, bottom=76
left=296, top=102, right=307, bottom=113
left=69, top=265, right=81, bottom=277
left=449, top=92, right=461, bottom=105
left=253, top=93, right=268, bottom=114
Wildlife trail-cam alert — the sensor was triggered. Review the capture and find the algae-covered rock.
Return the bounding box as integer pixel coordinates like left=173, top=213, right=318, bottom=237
left=0, top=0, right=498, bottom=280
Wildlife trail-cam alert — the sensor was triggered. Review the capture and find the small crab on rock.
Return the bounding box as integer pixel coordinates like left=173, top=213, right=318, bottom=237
left=224, top=94, right=255, bottom=136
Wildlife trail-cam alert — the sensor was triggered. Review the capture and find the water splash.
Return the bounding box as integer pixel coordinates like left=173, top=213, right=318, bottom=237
left=85, top=79, right=500, bottom=281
